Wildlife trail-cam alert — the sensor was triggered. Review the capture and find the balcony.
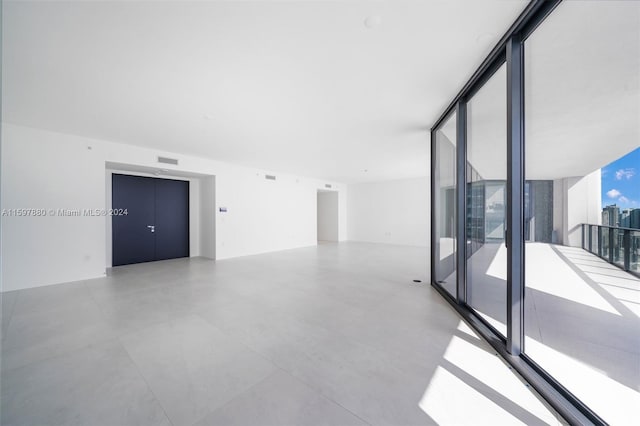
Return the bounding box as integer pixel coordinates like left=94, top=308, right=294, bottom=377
left=582, top=224, right=640, bottom=278
left=459, top=239, right=640, bottom=424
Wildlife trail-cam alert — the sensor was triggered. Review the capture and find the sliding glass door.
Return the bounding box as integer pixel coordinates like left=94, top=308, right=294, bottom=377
left=466, top=64, right=508, bottom=336
left=523, top=1, right=640, bottom=423
left=433, top=112, right=457, bottom=297
left=430, top=1, right=639, bottom=424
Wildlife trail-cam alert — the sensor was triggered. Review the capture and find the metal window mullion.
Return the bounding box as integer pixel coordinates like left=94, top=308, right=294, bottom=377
left=430, top=130, right=437, bottom=284
left=506, top=34, right=525, bottom=356
left=456, top=101, right=467, bottom=305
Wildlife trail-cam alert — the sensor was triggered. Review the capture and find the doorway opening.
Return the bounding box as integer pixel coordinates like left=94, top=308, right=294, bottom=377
left=105, top=163, right=216, bottom=268
left=317, top=190, right=339, bottom=243
left=112, top=174, right=190, bottom=266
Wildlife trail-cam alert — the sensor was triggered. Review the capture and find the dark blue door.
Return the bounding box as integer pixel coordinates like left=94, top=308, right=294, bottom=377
left=155, top=178, right=190, bottom=261
left=112, top=174, right=156, bottom=266
left=112, top=174, right=189, bottom=266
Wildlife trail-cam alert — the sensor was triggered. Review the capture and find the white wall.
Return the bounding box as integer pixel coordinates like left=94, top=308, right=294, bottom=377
left=317, top=191, right=339, bottom=241
left=347, top=177, right=429, bottom=247
left=1, top=127, right=106, bottom=290
left=554, top=169, right=602, bottom=247
left=338, top=188, right=348, bottom=242
left=200, top=176, right=216, bottom=259
left=0, top=124, right=346, bottom=291
left=189, top=178, right=202, bottom=257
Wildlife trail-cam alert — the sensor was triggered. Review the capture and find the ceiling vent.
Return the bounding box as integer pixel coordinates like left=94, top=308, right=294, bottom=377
left=325, top=184, right=332, bottom=189
left=265, top=174, right=276, bottom=181
left=158, top=156, right=178, bottom=165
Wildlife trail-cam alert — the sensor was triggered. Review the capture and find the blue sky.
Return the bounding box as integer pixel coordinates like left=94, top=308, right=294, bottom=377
left=601, top=147, right=640, bottom=209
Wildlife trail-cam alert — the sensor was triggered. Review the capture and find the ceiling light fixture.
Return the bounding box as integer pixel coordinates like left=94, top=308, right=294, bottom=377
left=364, top=15, right=381, bottom=29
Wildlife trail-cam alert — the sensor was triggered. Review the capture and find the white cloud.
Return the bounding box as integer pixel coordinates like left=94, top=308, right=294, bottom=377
left=607, top=189, right=622, bottom=199
left=619, top=196, right=630, bottom=204
left=615, top=168, right=635, bottom=180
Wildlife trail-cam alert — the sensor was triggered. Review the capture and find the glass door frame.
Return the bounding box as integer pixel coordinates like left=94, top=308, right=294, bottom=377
left=429, top=1, right=606, bottom=424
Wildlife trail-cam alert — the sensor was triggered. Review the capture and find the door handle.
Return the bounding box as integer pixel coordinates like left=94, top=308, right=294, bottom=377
left=147, top=225, right=155, bottom=233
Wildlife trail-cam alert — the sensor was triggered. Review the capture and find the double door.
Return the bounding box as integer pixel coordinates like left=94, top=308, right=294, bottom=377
left=112, top=174, right=189, bottom=266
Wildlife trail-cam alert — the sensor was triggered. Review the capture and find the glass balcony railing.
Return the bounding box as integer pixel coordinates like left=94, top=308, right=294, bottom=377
left=582, top=224, right=640, bottom=277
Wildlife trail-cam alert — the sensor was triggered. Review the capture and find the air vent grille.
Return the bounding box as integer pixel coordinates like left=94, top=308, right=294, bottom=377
left=158, top=156, right=178, bottom=165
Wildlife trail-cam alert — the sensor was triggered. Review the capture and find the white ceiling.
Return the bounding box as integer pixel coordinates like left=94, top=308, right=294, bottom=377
left=440, top=0, right=640, bottom=182
left=2, top=0, right=528, bottom=183
left=523, top=0, right=640, bottom=180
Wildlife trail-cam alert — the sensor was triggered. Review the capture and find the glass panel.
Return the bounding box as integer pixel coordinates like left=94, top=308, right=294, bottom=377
left=524, top=1, right=640, bottom=423
left=601, top=227, right=610, bottom=260
left=466, top=63, right=507, bottom=335
left=613, top=228, right=623, bottom=268
left=433, top=112, right=457, bottom=297
left=631, top=231, right=640, bottom=274
left=590, top=226, right=599, bottom=255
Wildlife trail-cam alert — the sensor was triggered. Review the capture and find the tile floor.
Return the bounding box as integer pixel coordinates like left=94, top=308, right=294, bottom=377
left=1, top=243, right=561, bottom=425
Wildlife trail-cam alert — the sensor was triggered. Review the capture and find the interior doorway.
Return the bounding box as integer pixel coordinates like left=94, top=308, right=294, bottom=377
left=317, top=190, right=339, bottom=242
left=112, top=174, right=190, bottom=266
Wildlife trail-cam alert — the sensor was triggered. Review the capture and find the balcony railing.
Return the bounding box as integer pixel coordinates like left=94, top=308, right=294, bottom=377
left=581, top=224, right=640, bottom=278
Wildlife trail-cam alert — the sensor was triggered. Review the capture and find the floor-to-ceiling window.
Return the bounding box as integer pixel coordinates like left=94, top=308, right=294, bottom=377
left=523, top=1, right=640, bottom=423
left=466, top=64, right=507, bottom=336
left=430, top=1, right=640, bottom=424
left=433, top=112, right=457, bottom=297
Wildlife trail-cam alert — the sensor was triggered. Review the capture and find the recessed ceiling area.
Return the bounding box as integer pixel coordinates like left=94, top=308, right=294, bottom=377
left=2, top=0, right=528, bottom=183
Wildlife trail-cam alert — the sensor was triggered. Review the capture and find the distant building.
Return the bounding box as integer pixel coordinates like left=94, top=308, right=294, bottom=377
left=620, top=209, right=631, bottom=228
left=602, top=204, right=620, bottom=227
left=630, top=209, right=640, bottom=230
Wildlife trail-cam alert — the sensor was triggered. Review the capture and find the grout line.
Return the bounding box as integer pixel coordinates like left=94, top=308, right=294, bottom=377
left=0, top=330, right=121, bottom=375
left=272, top=367, right=373, bottom=426
left=1, top=292, right=123, bottom=374
left=186, top=370, right=281, bottom=426
left=191, top=311, right=372, bottom=426
left=2, top=290, right=20, bottom=340
left=115, top=337, right=175, bottom=426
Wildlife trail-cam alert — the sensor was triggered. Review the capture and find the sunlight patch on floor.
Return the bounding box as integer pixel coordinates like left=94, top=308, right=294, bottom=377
left=558, top=247, right=640, bottom=318
left=526, top=243, right=620, bottom=316
left=526, top=338, right=640, bottom=425
left=419, top=321, right=559, bottom=425
left=486, top=243, right=508, bottom=280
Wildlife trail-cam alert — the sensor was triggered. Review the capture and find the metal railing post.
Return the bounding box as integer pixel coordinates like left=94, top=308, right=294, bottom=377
left=623, top=230, right=631, bottom=271
left=597, top=226, right=603, bottom=258
left=609, top=227, right=615, bottom=263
